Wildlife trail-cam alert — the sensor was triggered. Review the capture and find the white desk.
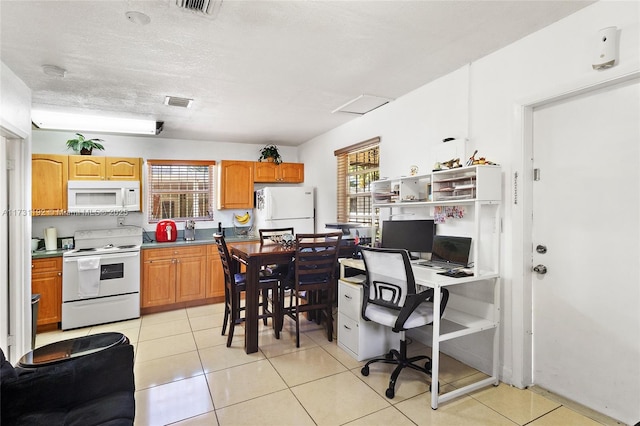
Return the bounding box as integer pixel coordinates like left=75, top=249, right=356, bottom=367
left=340, top=258, right=500, bottom=409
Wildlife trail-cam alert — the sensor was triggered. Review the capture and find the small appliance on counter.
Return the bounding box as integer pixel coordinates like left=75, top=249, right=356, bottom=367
left=156, top=220, right=177, bottom=242
left=184, top=220, right=196, bottom=241
left=44, top=227, right=57, bottom=251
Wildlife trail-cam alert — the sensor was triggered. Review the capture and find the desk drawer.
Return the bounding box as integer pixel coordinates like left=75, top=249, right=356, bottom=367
left=338, top=280, right=361, bottom=319
left=337, top=312, right=359, bottom=355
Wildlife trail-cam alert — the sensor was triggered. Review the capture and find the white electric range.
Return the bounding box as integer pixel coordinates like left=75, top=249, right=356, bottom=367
left=62, top=227, right=142, bottom=330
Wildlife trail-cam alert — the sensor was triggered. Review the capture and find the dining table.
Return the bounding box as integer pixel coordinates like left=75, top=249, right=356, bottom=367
left=227, top=240, right=296, bottom=354
left=228, top=239, right=358, bottom=354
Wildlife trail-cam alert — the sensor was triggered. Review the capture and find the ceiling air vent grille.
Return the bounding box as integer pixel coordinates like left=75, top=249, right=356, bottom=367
left=164, top=96, right=193, bottom=108
left=176, top=0, right=222, bottom=17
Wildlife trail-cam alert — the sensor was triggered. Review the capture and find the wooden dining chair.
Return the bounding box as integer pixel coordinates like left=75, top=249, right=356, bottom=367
left=279, top=232, right=342, bottom=347
left=258, top=227, right=295, bottom=277
left=214, top=234, right=280, bottom=347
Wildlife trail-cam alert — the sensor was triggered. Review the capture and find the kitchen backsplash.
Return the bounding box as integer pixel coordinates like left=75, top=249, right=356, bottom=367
left=32, top=210, right=255, bottom=241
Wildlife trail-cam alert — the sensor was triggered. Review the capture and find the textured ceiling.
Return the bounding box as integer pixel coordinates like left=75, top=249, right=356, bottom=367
left=0, top=1, right=592, bottom=145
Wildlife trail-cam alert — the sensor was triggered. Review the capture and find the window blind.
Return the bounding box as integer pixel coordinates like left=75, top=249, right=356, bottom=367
left=335, top=137, right=380, bottom=224
left=147, top=160, right=216, bottom=222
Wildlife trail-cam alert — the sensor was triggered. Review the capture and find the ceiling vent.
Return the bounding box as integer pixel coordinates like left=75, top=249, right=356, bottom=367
left=332, top=94, right=393, bottom=115
left=164, top=96, right=193, bottom=108
left=175, top=0, right=222, bottom=17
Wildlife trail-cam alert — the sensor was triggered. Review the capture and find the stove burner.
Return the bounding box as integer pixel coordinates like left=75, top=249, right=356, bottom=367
left=76, top=248, right=97, bottom=252
left=118, top=245, right=137, bottom=249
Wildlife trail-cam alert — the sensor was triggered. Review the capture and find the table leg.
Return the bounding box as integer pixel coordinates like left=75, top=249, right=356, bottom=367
left=244, top=257, right=259, bottom=354
left=431, top=286, right=441, bottom=409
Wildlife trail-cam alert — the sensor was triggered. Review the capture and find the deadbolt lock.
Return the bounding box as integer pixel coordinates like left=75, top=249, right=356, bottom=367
left=536, top=245, right=547, bottom=254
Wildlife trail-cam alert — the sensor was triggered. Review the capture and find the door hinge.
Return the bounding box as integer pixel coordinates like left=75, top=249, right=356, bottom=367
left=7, top=334, right=16, bottom=346
left=533, top=168, right=541, bottom=181
left=6, top=159, right=15, bottom=171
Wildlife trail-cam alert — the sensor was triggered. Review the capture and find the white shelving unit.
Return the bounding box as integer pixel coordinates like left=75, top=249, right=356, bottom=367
left=371, top=165, right=502, bottom=276
left=366, top=165, right=502, bottom=409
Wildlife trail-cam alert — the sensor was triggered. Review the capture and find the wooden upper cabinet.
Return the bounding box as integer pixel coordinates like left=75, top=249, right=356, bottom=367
left=69, top=155, right=141, bottom=180
left=106, top=157, right=141, bottom=180
left=254, top=162, right=304, bottom=183
left=32, top=154, right=68, bottom=215
left=218, top=160, right=254, bottom=209
left=68, top=155, right=105, bottom=180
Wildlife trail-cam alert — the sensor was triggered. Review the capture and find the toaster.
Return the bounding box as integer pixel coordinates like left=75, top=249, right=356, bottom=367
left=156, top=220, right=177, bottom=242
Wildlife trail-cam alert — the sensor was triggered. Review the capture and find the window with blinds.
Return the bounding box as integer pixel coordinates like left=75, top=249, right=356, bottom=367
left=147, top=160, right=215, bottom=222
left=335, top=137, right=380, bottom=225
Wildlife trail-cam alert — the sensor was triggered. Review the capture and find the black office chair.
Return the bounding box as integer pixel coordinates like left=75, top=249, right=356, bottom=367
left=214, top=234, right=280, bottom=347
left=358, top=246, right=449, bottom=399
left=279, top=232, right=342, bottom=347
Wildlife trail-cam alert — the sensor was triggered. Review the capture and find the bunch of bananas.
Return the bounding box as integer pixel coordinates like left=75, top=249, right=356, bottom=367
left=234, top=211, right=251, bottom=225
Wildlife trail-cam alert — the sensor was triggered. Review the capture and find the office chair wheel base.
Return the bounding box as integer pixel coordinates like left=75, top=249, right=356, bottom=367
left=385, top=353, right=394, bottom=361
left=385, top=388, right=395, bottom=399
left=361, top=366, right=370, bottom=376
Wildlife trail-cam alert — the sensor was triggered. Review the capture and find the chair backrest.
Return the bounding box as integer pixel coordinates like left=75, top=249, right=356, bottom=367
left=259, top=227, right=295, bottom=245
left=359, top=246, right=416, bottom=311
left=213, top=234, right=234, bottom=288
left=293, top=232, right=342, bottom=287
left=360, top=246, right=449, bottom=330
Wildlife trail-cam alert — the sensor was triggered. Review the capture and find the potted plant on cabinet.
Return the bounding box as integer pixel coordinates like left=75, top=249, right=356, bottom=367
left=258, top=144, right=282, bottom=165
left=66, top=133, right=105, bottom=155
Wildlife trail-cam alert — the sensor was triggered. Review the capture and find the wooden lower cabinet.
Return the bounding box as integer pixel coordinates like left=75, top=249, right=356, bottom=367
left=141, top=245, right=206, bottom=309
left=176, top=255, right=207, bottom=302
left=31, top=257, right=62, bottom=327
left=206, top=245, right=225, bottom=299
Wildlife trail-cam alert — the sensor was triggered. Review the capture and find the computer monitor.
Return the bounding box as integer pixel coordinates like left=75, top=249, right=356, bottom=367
left=381, top=220, right=435, bottom=258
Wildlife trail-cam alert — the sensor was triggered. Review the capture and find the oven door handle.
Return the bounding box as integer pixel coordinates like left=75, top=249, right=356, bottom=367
left=63, top=251, right=140, bottom=262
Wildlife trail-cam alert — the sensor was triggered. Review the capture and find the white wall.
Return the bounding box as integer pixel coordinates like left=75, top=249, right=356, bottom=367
left=1, top=62, right=33, bottom=361
left=31, top=130, right=299, bottom=236
left=298, top=0, right=639, bottom=415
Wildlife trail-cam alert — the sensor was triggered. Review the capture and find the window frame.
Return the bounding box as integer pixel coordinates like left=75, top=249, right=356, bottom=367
left=146, top=159, right=216, bottom=223
left=334, top=137, right=380, bottom=225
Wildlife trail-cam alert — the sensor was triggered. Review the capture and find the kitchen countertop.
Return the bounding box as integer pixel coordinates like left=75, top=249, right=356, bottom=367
left=31, top=234, right=259, bottom=259
left=141, top=234, right=259, bottom=249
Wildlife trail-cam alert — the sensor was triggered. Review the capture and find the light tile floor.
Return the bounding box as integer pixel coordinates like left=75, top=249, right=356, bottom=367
left=35, top=303, right=623, bottom=426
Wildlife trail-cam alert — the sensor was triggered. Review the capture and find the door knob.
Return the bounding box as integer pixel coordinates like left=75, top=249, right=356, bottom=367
left=533, top=264, right=547, bottom=274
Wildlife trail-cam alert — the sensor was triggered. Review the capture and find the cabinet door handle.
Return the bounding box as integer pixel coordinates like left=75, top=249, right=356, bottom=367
left=343, top=325, right=352, bottom=330
left=57, top=272, right=62, bottom=276
left=344, top=294, right=352, bottom=299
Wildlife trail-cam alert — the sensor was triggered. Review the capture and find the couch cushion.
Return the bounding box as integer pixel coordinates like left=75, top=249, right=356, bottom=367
left=2, top=345, right=135, bottom=426
left=0, top=348, right=17, bottom=380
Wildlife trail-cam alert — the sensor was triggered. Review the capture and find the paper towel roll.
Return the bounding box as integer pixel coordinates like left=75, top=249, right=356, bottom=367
left=44, top=227, right=57, bottom=251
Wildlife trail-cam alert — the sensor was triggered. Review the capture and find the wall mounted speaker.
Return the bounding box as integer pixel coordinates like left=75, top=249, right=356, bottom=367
left=592, top=26, right=618, bottom=70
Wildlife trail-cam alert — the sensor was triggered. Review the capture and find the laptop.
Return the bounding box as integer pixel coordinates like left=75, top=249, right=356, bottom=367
left=415, top=235, right=472, bottom=269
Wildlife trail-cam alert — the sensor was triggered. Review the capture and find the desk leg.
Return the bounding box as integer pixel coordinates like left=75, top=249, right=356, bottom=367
left=431, top=286, right=441, bottom=410
left=244, top=258, right=259, bottom=354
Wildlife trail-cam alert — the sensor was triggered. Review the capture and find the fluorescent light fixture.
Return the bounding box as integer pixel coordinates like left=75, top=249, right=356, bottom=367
left=31, top=110, right=162, bottom=135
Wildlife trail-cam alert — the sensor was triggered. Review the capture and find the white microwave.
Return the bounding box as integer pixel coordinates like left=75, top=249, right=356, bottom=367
left=67, top=180, right=140, bottom=213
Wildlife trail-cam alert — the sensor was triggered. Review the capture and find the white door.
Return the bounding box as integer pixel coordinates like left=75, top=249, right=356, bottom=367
left=531, top=79, right=640, bottom=423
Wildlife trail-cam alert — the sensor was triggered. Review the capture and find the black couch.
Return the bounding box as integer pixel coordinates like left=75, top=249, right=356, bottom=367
left=1, top=343, right=135, bottom=426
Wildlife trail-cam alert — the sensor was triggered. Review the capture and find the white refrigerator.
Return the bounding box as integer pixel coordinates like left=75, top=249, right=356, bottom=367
left=254, top=187, right=315, bottom=234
